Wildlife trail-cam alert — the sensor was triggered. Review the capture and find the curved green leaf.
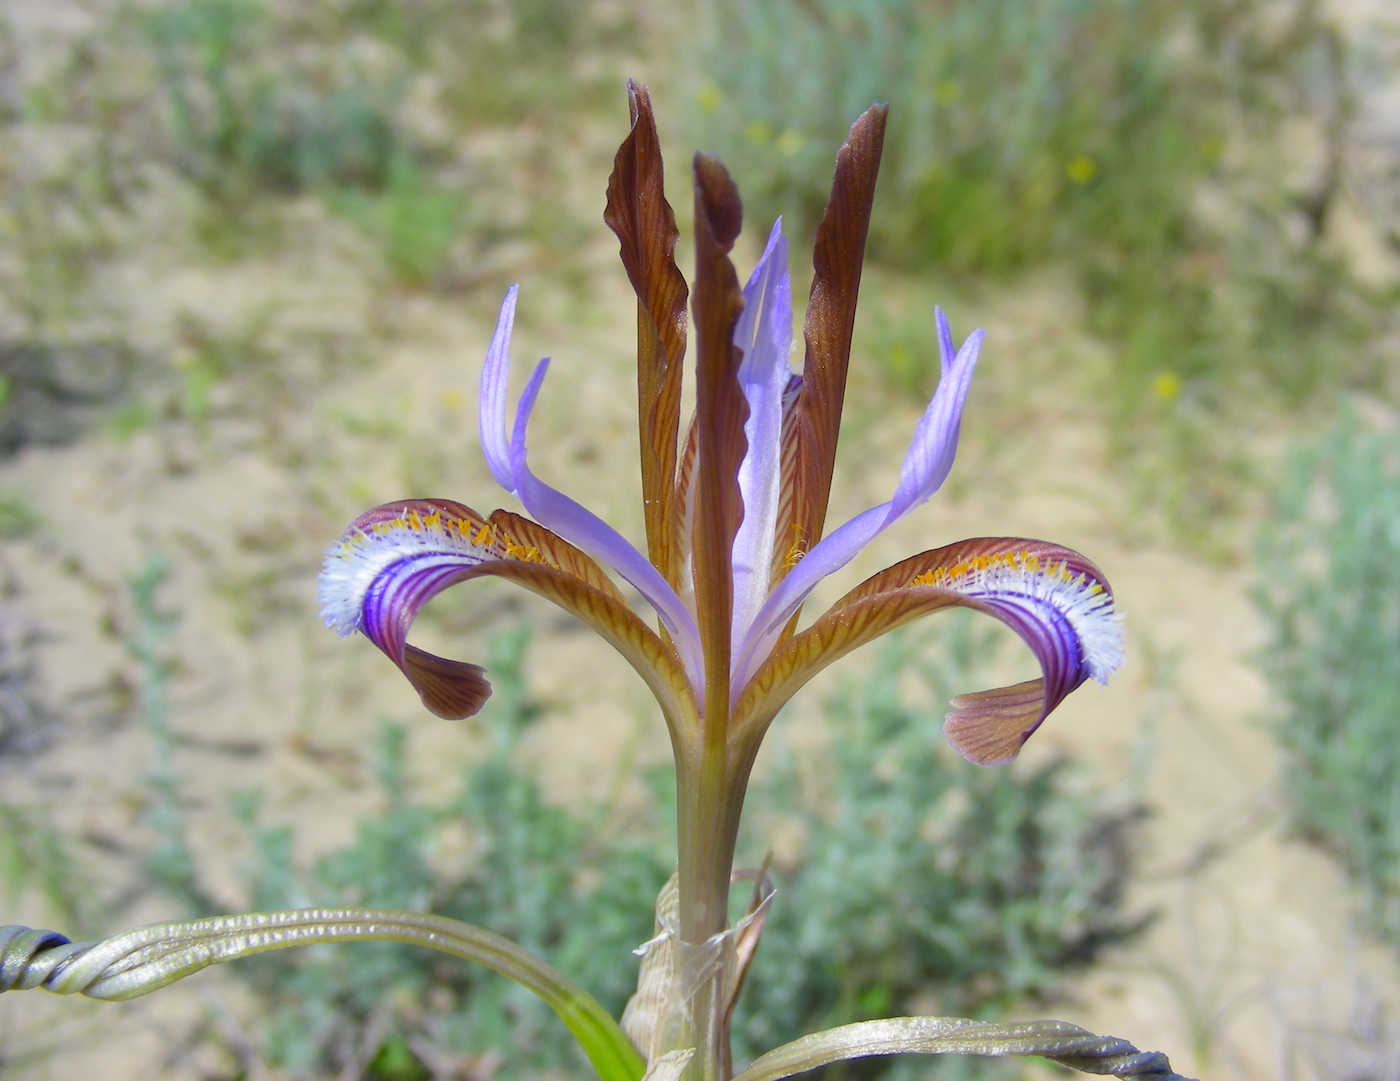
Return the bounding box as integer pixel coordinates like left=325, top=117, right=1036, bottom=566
left=731, top=1016, right=1195, bottom=1081
left=1, top=908, right=646, bottom=1081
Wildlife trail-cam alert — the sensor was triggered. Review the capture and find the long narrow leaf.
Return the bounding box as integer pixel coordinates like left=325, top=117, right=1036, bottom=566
left=731, top=1016, right=1195, bottom=1081
left=0, top=909, right=646, bottom=1081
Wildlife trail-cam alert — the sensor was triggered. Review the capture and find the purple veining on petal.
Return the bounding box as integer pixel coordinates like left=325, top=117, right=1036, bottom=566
left=939, top=551, right=1120, bottom=753
left=508, top=356, right=705, bottom=689
left=479, top=286, right=519, bottom=492
left=975, top=597, right=1085, bottom=708
left=928, top=544, right=1122, bottom=693
left=731, top=311, right=983, bottom=693
left=731, top=220, right=793, bottom=652
left=362, top=555, right=482, bottom=662
left=781, top=372, right=803, bottom=412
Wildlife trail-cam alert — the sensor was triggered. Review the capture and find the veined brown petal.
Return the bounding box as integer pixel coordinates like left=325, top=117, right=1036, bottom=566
left=691, top=153, right=748, bottom=720
left=489, top=557, right=698, bottom=737
left=487, top=509, right=626, bottom=603
left=785, top=105, right=888, bottom=582
left=769, top=376, right=805, bottom=584
left=320, top=500, right=697, bottom=738
left=605, top=80, right=689, bottom=587
left=733, top=538, right=1121, bottom=765
left=402, top=645, right=492, bottom=720
left=675, top=416, right=699, bottom=601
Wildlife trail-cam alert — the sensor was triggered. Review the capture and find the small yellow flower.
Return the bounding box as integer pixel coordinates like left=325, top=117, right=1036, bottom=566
left=775, top=129, right=805, bottom=158
left=1066, top=155, right=1099, bottom=185
left=744, top=119, right=774, bottom=146
left=696, top=81, right=721, bottom=115
left=1152, top=371, right=1183, bottom=401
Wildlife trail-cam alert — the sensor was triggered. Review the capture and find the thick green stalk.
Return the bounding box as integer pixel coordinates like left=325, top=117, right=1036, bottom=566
left=674, top=731, right=763, bottom=1081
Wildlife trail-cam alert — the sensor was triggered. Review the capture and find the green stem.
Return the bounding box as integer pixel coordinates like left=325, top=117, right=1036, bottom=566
left=0, top=908, right=645, bottom=1081
left=674, top=740, right=761, bottom=1081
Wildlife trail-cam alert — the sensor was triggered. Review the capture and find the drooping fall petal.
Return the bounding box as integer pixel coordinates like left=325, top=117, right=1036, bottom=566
left=319, top=500, right=697, bottom=733
left=604, top=79, right=689, bottom=588
left=734, top=538, right=1122, bottom=764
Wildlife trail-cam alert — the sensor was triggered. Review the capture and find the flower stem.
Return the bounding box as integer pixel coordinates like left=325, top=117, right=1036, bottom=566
left=674, top=734, right=761, bottom=1081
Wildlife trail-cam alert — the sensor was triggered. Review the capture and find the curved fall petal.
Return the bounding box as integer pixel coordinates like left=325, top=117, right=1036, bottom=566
left=732, top=314, right=983, bottom=691
left=479, top=289, right=704, bottom=690
left=731, top=219, right=793, bottom=649
left=319, top=499, right=696, bottom=734
left=734, top=538, right=1123, bottom=765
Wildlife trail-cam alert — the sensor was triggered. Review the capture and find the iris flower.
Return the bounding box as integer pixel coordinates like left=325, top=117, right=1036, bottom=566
left=318, top=84, right=1122, bottom=1078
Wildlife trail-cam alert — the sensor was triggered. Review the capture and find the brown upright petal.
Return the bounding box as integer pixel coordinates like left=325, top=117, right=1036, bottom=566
left=691, top=153, right=748, bottom=722
left=604, top=81, right=689, bottom=587
left=675, top=417, right=699, bottom=594
left=783, top=105, right=888, bottom=583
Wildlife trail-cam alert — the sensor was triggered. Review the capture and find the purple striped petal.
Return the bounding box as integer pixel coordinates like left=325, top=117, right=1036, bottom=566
left=507, top=354, right=704, bottom=689
left=320, top=502, right=498, bottom=718
left=735, top=538, right=1123, bottom=765
left=731, top=220, right=793, bottom=650
left=928, top=547, right=1123, bottom=762
left=732, top=309, right=982, bottom=691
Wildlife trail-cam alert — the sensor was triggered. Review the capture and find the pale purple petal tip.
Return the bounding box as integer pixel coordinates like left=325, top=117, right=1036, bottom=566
left=887, top=315, right=982, bottom=521
left=480, top=285, right=519, bottom=492
left=935, top=306, right=955, bottom=374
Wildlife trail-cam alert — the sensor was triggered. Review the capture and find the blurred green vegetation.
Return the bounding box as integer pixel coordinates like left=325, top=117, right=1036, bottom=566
left=1257, top=411, right=1400, bottom=952
left=691, top=0, right=1393, bottom=547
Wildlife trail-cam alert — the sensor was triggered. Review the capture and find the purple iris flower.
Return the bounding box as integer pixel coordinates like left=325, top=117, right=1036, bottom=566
left=319, top=87, right=1122, bottom=772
